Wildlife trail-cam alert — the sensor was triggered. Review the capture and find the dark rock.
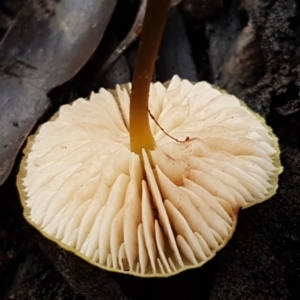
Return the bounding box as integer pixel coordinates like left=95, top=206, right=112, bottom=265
left=40, top=240, right=130, bottom=300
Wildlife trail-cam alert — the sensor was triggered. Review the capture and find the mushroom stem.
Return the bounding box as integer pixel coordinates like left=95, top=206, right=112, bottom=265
left=130, top=0, right=170, bottom=153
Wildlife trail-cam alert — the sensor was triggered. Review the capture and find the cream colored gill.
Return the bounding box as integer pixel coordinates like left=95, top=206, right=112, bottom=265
left=18, top=75, right=282, bottom=277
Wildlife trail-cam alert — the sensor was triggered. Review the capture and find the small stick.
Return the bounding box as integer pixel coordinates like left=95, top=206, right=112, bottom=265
left=148, top=109, right=190, bottom=143
left=98, top=0, right=147, bottom=77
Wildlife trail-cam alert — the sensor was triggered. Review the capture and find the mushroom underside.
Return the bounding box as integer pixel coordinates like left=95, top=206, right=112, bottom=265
left=18, top=76, right=282, bottom=277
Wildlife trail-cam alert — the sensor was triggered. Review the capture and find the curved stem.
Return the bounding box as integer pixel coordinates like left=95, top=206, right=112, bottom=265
left=130, top=0, right=170, bottom=153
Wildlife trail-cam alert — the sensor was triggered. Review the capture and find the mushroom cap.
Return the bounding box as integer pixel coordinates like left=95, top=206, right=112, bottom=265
left=17, top=75, right=282, bottom=277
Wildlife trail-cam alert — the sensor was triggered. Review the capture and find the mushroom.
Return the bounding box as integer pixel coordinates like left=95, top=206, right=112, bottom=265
left=17, top=0, right=282, bottom=277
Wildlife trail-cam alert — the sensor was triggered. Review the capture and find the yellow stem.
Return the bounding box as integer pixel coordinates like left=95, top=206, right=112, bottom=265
left=130, top=0, right=170, bottom=153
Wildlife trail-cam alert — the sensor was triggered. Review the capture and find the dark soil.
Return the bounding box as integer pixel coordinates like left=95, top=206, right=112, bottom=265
left=0, top=0, right=300, bottom=299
